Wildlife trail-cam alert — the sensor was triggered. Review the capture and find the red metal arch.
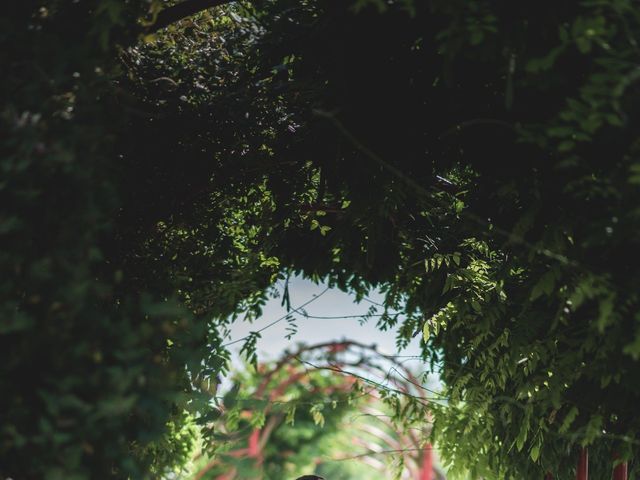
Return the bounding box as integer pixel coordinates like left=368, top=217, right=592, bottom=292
left=195, top=340, right=438, bottom=480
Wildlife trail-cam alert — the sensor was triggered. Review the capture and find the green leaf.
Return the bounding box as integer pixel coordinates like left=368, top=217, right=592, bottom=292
left=557, top=140, right=576, bottom=152
left=526, top=46, right=565, bottom=73
left=423, top=321, right=430, bottom=342
left=575, top=37, right=592, bottom=53
left=285, top=405, right=296, bottom=426
left=596, top=294, right=615, bottom=332
left=530, top=442, right=541, bottom=462
left=199, top=408, right=222, bottom=424
left=559, top=406, right=579, bottom=434
left=530, top=271, right=555, bottom=301
left=470, top=30, right=484, bottom=45
left=223, top=384, right=241, bottom=409
left=623, top=320, right=640, bottom=360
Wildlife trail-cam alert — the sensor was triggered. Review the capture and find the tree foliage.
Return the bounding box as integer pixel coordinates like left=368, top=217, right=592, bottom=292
left=2, top=0, right=640, bottom=478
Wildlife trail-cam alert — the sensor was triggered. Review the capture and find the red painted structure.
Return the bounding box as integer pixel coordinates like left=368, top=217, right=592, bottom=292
left=420, top=444, right=433, bottom=480
left=545, top=447, right=630, bottom=480
left=195, top=340, right=439, bottom=480
left=576, top=448, right=588, bottom=480
left=613, top=453, right=628, bottom=480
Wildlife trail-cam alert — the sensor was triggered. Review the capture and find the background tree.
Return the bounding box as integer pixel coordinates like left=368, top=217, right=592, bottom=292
left=1, top=1, right=279, bottom=477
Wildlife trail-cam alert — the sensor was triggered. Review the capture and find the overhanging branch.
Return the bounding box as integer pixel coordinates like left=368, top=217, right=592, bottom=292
left=146, top=0, right=237, bottom=33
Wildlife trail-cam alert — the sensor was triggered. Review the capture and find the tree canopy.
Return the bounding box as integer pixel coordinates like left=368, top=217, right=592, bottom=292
left=2, top=0, right=640, bottom=478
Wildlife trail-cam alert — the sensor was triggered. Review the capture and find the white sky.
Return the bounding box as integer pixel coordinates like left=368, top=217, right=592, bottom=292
left=226, top=276, right=423, bottom=360
left=221, top=277, right=444, bottom=477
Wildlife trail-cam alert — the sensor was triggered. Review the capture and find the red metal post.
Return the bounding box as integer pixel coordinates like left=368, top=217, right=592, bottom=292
left=419, top=443, right=433, bottom=480
left=612, top=453, right=628, bottom=480
left=247, top=428, right=260, bottom=457
left=576, top=448, right=588, bottom=480
left=613, top=462, right=628, bottom=480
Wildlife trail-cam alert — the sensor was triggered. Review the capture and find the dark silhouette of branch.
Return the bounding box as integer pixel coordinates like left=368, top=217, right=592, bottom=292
left=146, top=0, right=237, bottom=33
